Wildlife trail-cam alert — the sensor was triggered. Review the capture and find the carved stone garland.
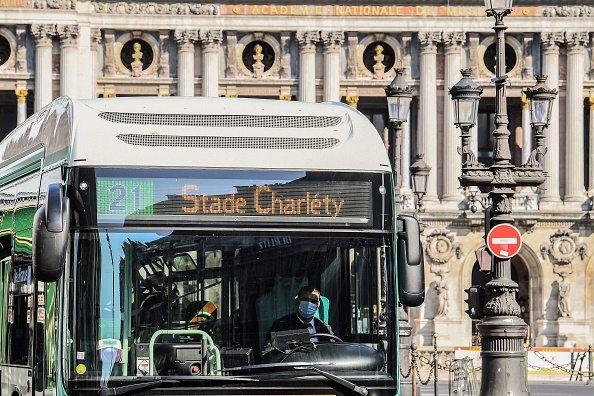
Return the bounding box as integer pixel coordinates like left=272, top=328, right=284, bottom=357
left=425, top=229, right=461, bottom=319
left=540, top=229, right=587, bottom=318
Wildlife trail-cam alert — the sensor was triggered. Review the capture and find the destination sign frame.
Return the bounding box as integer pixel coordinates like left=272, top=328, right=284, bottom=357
left=95, top=171, right=374, bottom=227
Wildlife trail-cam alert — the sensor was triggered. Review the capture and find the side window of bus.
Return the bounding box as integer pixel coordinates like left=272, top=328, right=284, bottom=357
left=8, top=264, right=33, bottom=366
left=0, top=258, right=9, bottom=363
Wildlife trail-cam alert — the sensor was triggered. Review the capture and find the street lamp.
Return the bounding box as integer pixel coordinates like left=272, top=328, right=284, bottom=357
left=410, top=154, right=431, bottom=215
left=523, top=75, right=558, bottom=167
left=449, top=1, right=555, bottom=395
left=385, top=68, right=412, bottom=197
left=449, top=69, right=483, bottom=169
left=385, top=68, right=414, bottom=396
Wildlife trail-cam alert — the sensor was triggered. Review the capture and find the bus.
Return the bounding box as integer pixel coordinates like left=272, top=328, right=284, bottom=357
left=0, top=96, right=424, bottom=396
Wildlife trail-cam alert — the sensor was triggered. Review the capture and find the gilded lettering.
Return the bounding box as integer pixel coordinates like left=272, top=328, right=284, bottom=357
left=396, top=6, right=403, bottom=15
left=290, top=5, right=296, bottom=14
left=251, top=5, right=260, bottom=14
left=280, top=5, right=288, bottom=14
left=270, top=5, right=279, bottom=15
left=182, top=185, right=200, bottom=213
left=261, top=5, right=269, bottom=14
left=446, top=6, right=455, bottom=16
left=344, top=6, right=352, bottom=15
left=298, top=5, right=307, bottom=15
left=380, top=6, right=388, bottom=16
left=335, top=5, right=344, bottom=15
left=416, top=5, right=423, bottom=15
left=316, top=6, right=322, bottom=15
left=363, top=6, right=371, bottom=15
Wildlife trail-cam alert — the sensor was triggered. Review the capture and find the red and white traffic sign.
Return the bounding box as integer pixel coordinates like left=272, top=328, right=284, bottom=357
left=486, top=224, right=522, bottom=259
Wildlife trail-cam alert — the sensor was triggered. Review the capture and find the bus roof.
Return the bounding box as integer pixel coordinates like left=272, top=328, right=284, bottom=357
left=3, top=97, right=392, bottom=173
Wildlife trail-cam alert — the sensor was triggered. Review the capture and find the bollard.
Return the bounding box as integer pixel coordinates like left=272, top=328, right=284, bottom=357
left=411, top=343, right=418, bottom=396
left=433, top=333, right=438, bottom=396
left=586, top=345, right=594, bottom=385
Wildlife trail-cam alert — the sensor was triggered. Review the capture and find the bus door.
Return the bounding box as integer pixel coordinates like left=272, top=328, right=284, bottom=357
left=4, top=259, right=34, bottom=396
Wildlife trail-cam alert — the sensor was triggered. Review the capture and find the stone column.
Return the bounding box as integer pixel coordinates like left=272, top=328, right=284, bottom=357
left=417, top=32, right=441, bottom=203
left=296, top=31, right=320, bottom=103
left=15, top=89, right=27, bottom=125
left=90, top=28, right=101, bottom=98
left=519, top=93, right=537, bottom=208
left=77, top=25, right=93, bottom=99
left=31, top=24, right=55, bottom=111
left=401, top=109, right=415, bottom=210
left=57, top=25, right=79, bottom=98
left=589, top=96, right=594, bottom=195
left=199, top=30, right=223, bottom=98
left=174, top=29, right=198, bottom=97
left=539, top=33, right=563, bottom=207
left=321, top=31, right=343, bottom=102
left=564, top=32, right=588, bottom=206
left=442, top=31, right=465, bottom=208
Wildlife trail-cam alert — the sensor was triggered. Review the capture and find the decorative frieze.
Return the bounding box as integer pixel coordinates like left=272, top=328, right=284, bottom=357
left=442, top=31, right=465, bottom=50
left=543, top=6, right=594, bottom=17
left=34, top=0, right=76, bottom=9
left=91, top=2, right=219, bottom=15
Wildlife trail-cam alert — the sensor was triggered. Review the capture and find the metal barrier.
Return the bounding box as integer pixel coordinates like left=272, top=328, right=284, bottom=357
left=399, top=339, right=594, bottom=396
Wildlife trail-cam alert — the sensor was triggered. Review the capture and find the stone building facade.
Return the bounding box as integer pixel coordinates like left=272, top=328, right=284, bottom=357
left=1, top=0, right=594, bottom=349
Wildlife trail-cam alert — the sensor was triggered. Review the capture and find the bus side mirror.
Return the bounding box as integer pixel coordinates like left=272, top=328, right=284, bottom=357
left=396, top=214, right=425, bottom=307
left=33, top=183, right=70, bottom=282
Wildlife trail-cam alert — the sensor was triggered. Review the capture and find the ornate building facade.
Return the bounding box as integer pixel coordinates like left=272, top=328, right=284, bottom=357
left=1, top=0, right=594, bottom=348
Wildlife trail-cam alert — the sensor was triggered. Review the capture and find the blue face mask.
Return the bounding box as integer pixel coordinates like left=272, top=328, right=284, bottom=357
left=298, top=300, right=318, bottom=318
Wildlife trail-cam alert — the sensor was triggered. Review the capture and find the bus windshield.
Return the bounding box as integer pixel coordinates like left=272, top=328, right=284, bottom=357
left=65, top=230, right=396, bottom=386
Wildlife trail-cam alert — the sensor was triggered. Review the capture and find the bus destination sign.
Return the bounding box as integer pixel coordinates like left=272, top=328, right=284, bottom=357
left=96, top=178, right=372, bottom=225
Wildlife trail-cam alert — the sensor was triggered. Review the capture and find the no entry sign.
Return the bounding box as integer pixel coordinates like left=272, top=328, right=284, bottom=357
left=486, top=224, right=522, bottom=259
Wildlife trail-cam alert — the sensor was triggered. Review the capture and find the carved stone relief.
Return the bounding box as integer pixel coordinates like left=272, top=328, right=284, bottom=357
left=35, top=0, right=76, bottom=9
left=91, top=2, right=219, bottom=15
left=425, top=229, right=461, bottom=320
left=540, top=229, right=587, bottom=319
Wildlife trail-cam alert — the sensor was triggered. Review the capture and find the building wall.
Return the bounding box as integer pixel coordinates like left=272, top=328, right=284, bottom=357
left=1, top=0, right=594, bottom=348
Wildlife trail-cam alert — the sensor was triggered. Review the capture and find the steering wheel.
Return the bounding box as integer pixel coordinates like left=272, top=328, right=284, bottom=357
left=310, top=333, right=343, bottom=342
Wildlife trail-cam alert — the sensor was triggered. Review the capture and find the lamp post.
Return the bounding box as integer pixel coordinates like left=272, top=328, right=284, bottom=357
left=449, top=1, right=556, bottom=395
left=385, top=68, right=413, bottom=200
left=410, top=154, right=431, bottom=230
left=385, top=68, right=413, bottom=396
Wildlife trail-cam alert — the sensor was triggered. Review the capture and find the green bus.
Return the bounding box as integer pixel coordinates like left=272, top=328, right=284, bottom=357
left=0, top=96, right=424, bottom=396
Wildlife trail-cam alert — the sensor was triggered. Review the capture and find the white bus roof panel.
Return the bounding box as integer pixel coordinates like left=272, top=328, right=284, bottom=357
left=70, top=97, right=391, bottom=173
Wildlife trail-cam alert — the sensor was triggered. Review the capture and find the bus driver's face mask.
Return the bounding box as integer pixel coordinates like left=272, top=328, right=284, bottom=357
left=298, top=300, right=318, bottom=319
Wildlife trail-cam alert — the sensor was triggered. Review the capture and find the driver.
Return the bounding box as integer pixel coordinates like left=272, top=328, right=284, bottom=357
left=263, top=285, right=333, bottom=352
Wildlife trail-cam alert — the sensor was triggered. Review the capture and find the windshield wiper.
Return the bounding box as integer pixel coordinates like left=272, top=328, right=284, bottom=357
left=223, top=362, right=367, bottom=396
left=99, top=379, right=178, bottom=396
left=295, top=366, right=368, bottom=396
